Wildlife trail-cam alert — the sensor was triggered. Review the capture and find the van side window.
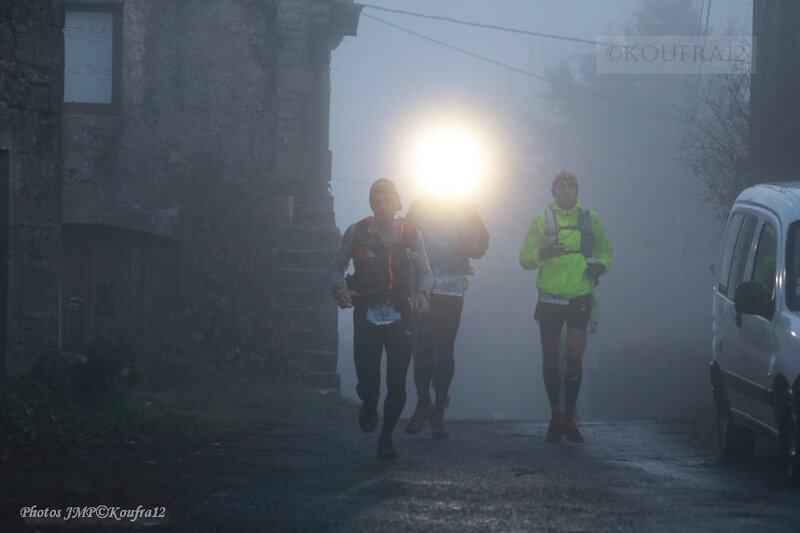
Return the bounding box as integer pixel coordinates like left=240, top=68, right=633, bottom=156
left=751, top=223, right=777, bottom=310
left=787, top=221, right=800, bottom=312
left=717, top=213, right=744, bottom=296
left=724, top=214, right=758, bottom=298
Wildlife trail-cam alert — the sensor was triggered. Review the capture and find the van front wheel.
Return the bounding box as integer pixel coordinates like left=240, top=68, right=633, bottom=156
left=715, top=389, right=755, bottom=461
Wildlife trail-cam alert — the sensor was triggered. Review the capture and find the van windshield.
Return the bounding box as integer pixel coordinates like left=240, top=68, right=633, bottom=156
left=788, top=221, right=800, bottom=312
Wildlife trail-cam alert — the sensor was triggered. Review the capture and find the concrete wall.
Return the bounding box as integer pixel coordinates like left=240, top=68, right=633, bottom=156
left=0, top=0, right=64, bottom=376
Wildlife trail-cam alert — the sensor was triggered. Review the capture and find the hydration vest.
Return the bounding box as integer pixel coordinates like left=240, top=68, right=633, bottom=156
left=346, top=217, right=417, bottom=309
left=543, top=207, right=595, bottom=258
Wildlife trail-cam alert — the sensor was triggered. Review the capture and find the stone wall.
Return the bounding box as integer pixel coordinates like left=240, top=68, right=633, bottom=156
left=62, top=0, right=281, bottom=236
left=60, top=0, right=359, bottom=386
left=0, top=0, right=64, bottom=376
left=271, top=0, right=360, bottom=389
left=0, top=0, right=358, bottom=382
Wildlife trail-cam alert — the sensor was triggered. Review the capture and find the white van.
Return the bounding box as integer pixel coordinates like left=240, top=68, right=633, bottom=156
left=711, top=182, right=800, bottom=480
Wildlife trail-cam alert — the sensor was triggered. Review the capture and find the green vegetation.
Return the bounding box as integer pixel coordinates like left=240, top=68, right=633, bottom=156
left=129, top=379, right=359, bottom=428
left=0, top=362, right=357, bottom=460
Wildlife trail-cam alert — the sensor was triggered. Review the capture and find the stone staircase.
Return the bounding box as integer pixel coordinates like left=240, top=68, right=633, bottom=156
left=273, top=204, right=341, bottom=390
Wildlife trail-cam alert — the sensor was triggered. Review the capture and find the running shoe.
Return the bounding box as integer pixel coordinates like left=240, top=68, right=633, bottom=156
left=430, top=410, right=449, bottom=439
left=404, top=402, right=434, bottom=434
left=561, top=417, right=584, bottom=444
left=545, top=417, right=563, bottom=443
left=359, top=400, right=378, bottom=433
left=377, top=436, right=398, bottom=459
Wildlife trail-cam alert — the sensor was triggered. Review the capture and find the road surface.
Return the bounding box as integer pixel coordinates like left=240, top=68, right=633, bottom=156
left=4, top=419, right=800, bottom=531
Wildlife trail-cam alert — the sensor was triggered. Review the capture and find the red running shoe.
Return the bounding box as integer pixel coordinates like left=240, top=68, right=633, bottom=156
left=545, top=417, right=563, bottom=443
left=404, top=402, right=434, bottom=435
left=430, top=410, right=449, bottom=439
left=561, top=417, right=584, bottom=444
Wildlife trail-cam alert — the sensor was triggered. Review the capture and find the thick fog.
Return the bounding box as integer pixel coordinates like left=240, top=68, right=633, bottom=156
left=329, top=0, right=752, bottom=420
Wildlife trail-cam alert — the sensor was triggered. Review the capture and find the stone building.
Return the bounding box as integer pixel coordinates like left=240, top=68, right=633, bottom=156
left=0, top=0, right=360, bottom=388
left=0, top=1, right=63, bottom=377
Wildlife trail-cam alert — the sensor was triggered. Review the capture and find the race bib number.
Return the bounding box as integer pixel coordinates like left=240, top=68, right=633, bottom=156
left=432, top=275, right=466, bottom=297
left=366, top=302, right=402, bottom=325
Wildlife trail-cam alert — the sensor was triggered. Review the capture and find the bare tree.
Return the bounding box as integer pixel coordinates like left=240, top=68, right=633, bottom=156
left=683, top=68, right=755, bottom=219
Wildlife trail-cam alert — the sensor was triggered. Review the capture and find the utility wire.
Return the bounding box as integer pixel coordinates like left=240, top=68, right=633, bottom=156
left=331, top=176, right=371, bottom=184
left=681, top=0, right=714, bottom=144
left=361, top=12, right=685, bottom=124
left=360, top=3, right=599, bottom=45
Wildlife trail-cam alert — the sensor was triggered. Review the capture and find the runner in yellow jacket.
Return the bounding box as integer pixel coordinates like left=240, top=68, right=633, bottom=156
left=519, top=171, right=612, bottom=444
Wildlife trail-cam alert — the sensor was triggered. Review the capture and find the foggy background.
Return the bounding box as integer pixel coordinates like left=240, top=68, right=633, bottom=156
left=328, top=0, right=752, bottom=420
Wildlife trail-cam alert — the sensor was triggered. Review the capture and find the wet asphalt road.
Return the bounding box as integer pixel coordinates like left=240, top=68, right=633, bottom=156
left=189, top=418, right=800, bottom=532
left=6, top=418, right=800, bottom=531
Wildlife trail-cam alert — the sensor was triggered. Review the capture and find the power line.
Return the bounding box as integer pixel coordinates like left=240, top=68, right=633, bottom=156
left=695, top=0, right=707, bottom=36
left=331, top=176, right=371, bottom=185
left=360, top=3, right=599, bottom=45
left=704, top=0, right=713, bottom=36
left=361, top=12, right=685, bottom=124
left=682, top=0, right=713, bottom=141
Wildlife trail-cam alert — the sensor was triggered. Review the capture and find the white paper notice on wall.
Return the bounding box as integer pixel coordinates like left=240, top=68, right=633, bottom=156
left=64, top=10, right=114, bottom=104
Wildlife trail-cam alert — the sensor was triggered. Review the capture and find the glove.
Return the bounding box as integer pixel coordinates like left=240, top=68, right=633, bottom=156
left=539, top=243, right=567, bottom=260
left=585, top=262, right=606, bottom=279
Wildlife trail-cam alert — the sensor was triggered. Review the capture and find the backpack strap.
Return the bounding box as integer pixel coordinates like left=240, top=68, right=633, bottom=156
left=549, top=207, right=594, bottom=258
left=577, top=208, right=594, bottom=258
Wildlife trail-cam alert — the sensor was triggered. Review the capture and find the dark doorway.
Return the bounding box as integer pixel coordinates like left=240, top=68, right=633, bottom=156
left=61, top=224, right=180, bottom=353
